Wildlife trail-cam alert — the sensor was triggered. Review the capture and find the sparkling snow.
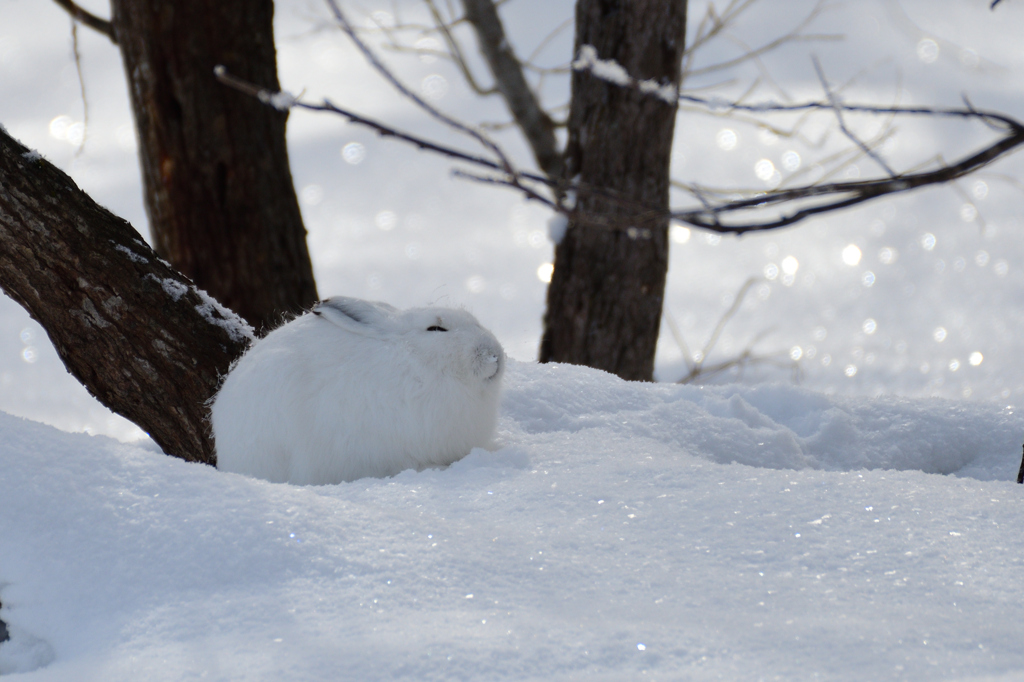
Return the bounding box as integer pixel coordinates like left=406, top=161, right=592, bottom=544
left=1, top=361, right=1023, bottom=679
left=2, top=0, right=1024, bottom=678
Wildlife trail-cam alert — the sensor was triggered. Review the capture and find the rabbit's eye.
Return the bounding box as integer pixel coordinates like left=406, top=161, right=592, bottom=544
left=427, top=325, right=448, bottom=332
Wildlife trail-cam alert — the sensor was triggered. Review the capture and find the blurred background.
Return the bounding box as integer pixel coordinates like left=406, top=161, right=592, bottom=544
left=1, top=0, right=1023, bottom=440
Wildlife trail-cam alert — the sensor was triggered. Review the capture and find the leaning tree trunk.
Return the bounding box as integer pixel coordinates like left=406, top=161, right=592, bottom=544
left=110, top=0, right=318, bottom=331
left=539, top=0, right=687, bottom=381
left=0, top=127, right=250, bottom=464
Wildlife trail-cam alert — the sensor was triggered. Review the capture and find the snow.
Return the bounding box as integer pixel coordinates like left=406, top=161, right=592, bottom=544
left=572, top=45, right=678, bottom=104
left=192, top=288, right=255, bottom=344
left=257, top=89, right=298, bottom=112
left=547, top=213, right=568, bottom=245
left=3, top=0, right=1024, bottom=678
left=572, top=45, right=631, bottom=86
left=2, top=360, right=1024, bottom=680
left=146, top=276, right=254, bottom=343
left=147, top=275, right=188, bottom=301
left=112, top=243, right=149, bottom=264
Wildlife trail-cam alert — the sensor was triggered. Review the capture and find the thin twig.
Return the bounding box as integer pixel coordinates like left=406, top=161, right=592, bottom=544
left=680, top=348, right=799, bottom=384
left=525, top=16, right=574, bottom=65
left=812, top=56, right=895, bottom=177
left=700, top=278, right=758, bottom=370
left=321, top=0, right=558, bottom=209
left=420, top=0, right=497, bottom=96
left=664, top=311, right=695, bottom=375
left=451, top=169, right=558, bottom=208
left=684, top=0, right=759, bottom=73
left=322, top=0, right=515, bottom=176
left=670, top=277, right=799, bottom=384
left=687, top=1, right=838, bottom=78
left=70, top=20, right=88, bottom=156
left=672, top=108, right=1024, bottom=233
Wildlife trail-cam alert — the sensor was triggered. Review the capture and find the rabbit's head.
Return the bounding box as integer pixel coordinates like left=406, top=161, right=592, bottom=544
left=315, top=297, right=505, bottom=385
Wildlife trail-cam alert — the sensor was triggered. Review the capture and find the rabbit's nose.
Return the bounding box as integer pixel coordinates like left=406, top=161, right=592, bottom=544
left=477, top=348, right=502, bottom=380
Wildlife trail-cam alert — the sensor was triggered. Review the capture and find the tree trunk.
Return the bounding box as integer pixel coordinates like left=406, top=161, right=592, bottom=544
left=1017, top=442, right=1023, bottom=484
left=110, top=0, right=318, bottom=332
left=539, top=0, right=686, bottom=381
left=0, top=127, right=251, bottom=464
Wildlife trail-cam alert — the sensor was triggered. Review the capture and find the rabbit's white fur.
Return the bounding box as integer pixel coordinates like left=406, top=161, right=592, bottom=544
left=211, top=297, right=505, bottom=485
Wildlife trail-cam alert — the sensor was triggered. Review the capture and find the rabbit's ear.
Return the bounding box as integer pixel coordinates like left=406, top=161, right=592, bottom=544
left=314, top=297, right=398, bottom=335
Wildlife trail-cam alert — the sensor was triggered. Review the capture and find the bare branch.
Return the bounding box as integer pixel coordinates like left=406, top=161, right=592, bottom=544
left=671, top=99, right=1024, bottom=233
left=319, top=0, right=564, bottom=213
left=684, top=0, right=759, bottom=74
left=51, top=0, right=117, bottom=43
left=450, top=168, right=557, bottom=209
left=423, top=0, right=499, bottom=97
left=215, top=66, right=559, bottom=208
left=572, top=50, right=1024, bottom=231
left=459, top=0, right=563, bottom=178
left=321, top=0, right=536, bottom=186
left=220, top=62, right=1024, bottom=238
left=384, top=0, right=499, bottom=97
left=379, top=0, right=568, bottom=167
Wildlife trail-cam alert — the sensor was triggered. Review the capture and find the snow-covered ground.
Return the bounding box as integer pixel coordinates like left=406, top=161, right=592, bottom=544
left=3, top=361, right=1024, bottom=680
left=2, top=0, right=1024, bottom=678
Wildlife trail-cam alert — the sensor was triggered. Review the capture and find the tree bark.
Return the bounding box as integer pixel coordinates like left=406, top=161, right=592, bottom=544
left=110, top=0, right=318, bottom=332
left=0, top=127, right=251, bottom=464
left=539, top=0, right=686, bottom=381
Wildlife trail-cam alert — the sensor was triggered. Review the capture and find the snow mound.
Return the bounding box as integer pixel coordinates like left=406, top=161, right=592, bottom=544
left=503, top=360, right=1022, bottom=480
left=1, top=363, right=1023, bottom=680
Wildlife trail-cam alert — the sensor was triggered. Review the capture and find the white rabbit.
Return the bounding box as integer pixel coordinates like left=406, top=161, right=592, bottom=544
left=210, top=297, right=505, bottom=485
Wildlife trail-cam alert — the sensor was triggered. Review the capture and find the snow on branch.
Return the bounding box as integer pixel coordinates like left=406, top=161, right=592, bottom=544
left=572, top=45, right=679, bottom=104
